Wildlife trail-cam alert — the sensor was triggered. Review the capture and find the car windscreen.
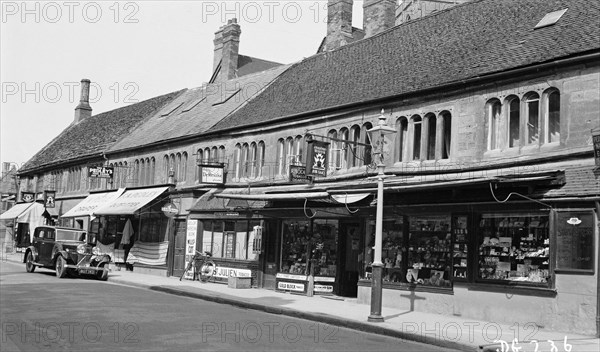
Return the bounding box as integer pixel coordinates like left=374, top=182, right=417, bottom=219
left=56, top=229, right=85, bottom=242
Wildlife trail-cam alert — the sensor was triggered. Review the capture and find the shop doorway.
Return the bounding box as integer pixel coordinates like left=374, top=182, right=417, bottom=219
left=15, top=222, right=30, bottom=248
left=171, top=220, right=187, bottom=278
left=262, top=220, right=279, bottom=290
left=337, top=222, right=362, bottom=297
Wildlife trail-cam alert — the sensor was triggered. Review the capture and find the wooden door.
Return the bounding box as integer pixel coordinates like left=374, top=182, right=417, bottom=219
left=171, top=220, right=187, bottom=278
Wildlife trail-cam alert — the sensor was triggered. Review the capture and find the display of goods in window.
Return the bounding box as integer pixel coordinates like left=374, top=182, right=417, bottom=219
left=477, top=214, right=550, bottom=284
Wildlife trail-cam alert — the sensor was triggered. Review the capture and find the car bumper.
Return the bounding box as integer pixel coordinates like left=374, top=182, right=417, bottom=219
left=64, top=263, right=110, bottom=274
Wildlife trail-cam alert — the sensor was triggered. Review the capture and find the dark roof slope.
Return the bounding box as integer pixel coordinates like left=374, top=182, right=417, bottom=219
left=237, top=55, right=282, bottom=77
left=108, top=65, right=289, bottom=152
left=20, top=90, right=184, bottom=173
left=211, top=0, right=600, bottom=132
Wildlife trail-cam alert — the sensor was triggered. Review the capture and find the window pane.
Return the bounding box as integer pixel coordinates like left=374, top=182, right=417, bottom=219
left=509, top=99, right=520, bottom=148
left=527, top=99, right=539, bottom=144
left=413, top=120, right=421, bottom=160
left=548, top=91, right=560, bottom=143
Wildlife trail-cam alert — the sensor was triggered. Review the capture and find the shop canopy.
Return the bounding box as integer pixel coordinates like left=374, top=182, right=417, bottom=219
left=0, top=202, right=36, bottom=221
left=94, top=186, right=169, bottom=215
left=61, top=189, right=125, bottom=218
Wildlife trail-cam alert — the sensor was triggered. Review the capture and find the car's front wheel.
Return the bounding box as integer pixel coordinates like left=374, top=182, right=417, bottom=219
left=55, top=256, right=67, bottom=278
left=25, top=252, right=36, bottom=273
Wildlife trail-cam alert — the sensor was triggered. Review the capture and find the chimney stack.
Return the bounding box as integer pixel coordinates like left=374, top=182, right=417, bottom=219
left=325, top=0, right=354, bottom=51
left=212, top=18, right=241, bottom=82
left=74, top=79, right=92, bottom=123
left=363, top=0, right=396, bottom=38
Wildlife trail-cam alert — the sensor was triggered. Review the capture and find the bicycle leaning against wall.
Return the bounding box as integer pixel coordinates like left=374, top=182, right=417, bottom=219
left=179, top=250, right=216, bottom=282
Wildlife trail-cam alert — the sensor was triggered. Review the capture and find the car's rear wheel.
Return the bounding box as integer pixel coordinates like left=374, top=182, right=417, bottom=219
left=97, top=264, right=108, bottom=281
left=25, top=252, right=35, bottom=273
left=55, top=256, right=67, bottom=278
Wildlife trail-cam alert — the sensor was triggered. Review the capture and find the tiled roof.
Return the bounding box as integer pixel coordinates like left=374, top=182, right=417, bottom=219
left=108, top=65, right=289, bottom=152
left=237, top=55, right=282, bottom=77
left=211, top=0, right=600, bottom=132
left=20, top=90, right=184, bottom=173
left=536, top=163, right=600, bottom=198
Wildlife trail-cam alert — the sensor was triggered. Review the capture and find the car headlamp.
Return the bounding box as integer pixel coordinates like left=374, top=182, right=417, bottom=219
left=77, top=244, right=87, bottom=254
left=92, top=247, right=101, bottom=255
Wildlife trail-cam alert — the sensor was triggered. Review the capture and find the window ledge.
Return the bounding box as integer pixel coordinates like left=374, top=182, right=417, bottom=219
left=358, top=279, right=454, bottom=295
left=456, top=281, right=557, bottom=298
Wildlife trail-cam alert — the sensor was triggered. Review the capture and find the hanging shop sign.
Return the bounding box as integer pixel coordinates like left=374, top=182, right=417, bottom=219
left=88, top=166, right=114, bottom=179
left=592, top=128, right=600, bottom=167
left=161, top=202, right=179, bottom=217
left=44, top=191, right=56, bottom=208
left=289, top=165, right=309, bottom=183
left=305, top=140, right=330, bottom=177
left=21, top=192, right=35, bottom=203
left=199, top=165, right=225, bottom=184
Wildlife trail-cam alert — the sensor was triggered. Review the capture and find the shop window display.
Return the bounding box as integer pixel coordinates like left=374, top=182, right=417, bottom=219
left=407, top=216, right=452, bottom=287
left=280, top=220, right=338, bottom=277
left=478, top=213, right=550, bottom=284
left=362, top=219, right=405, bottom=282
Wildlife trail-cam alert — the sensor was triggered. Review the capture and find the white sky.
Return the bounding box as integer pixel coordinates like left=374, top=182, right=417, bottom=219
left=1, top=1, right=365, bottom=168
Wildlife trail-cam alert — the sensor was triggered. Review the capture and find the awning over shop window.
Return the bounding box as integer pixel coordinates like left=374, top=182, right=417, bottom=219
left=94, top=187, right=169, bottom=215
left=61, top=189, right=125, bottom=218
left=0, top=203, right=35, bottom=221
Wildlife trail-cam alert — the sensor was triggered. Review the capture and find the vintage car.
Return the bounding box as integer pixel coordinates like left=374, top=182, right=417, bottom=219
left=23, top=226, right=110, bottom=280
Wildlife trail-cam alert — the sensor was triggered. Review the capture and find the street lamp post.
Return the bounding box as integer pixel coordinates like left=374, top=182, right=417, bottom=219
left=366, top=109, right=396, bottom=323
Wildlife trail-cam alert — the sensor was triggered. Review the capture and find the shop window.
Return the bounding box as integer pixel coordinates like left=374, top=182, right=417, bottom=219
left=406, top=216, right=452, bottom=287
left=362, top=218, right=405, bottom=282
left=396, top=117, right=408, bottom=162
left=201, top=220, right=258, bottom=261
left=280, top=220, right=338, bottom=278
left=524, top=92, right=540, bottom=145
left=139, top=213, right=168, bottom=243
left=487, top=99, right=502, bottom=150
left=478, top=213, right=550, bottom=285
left=212, top=221, right=224, bottom=258
left=545, top=89, right=560, bottom=143
left=508, top=96, right=520, bottom=148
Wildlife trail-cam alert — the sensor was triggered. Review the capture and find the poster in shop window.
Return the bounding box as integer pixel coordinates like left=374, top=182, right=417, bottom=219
left=555, top=212, right=594, bottom=273
left=183, top=219, right=198, bottom=280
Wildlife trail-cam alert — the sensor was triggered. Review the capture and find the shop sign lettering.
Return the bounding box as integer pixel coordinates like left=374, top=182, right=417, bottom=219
left=289, top=165, right=309, bottom=183
left=278, top=281, right=305, bottom=292
left=314, top=276, right=335, bottom=283
left=88, top=166, right=114, bottom=179
left=212, top=267, right=251, bottom=279
left=313, top=285, right=333, bottom=293
left=161, top=202, right=178, bottom=217
left=276, top=273, right=307, bottom=281
left=306, top=140, right=329, bottom=177
left=201, top=166, right=224, bottom=184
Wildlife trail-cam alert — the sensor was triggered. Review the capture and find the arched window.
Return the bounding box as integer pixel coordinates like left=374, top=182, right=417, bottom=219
left=396, top=117, right=408, bottom=162
left=196, top=149, right=203, bottom=182
left=361, top=123, right=373, bottom=166
left=294, top=135, right=304, bottom=166
left=148, top=158, right=154, bottom=185
left=545, top=89, right=560, bottom=143
left=487, top=99, right=502, bottom=150
left=134, top=160, right=140, bottom=186
left=440, top=111, right=452, bottom=159
left=204, top=148, right=211, bottom=163
left=411, top=115, right=422, bottom=160
left=257, top=141, right=265, bottom=178
left=507, top=96, right=520, bottom=148
left=276, top=138, right=285, bottom=176
left=424, top=113, right=436, bottom=160
left=163, top=155, right=169, bottom=183
left=524, top=92, right=540, bottom=145
left=327, top=130, right=340, bottom=170
left=339, top=128, right=349, bottom=169
left=349, top=125, right=361, bottom=167
left=181, top=152, right=187, bottom=182
left=285, top=137, right=294, bottom=172
left=249, top=142, right=257, bottom=178
left=219, top=146, right=226, bottom=163
left=234, top=144, right=242, bottom=179
left=211, top=147, right=218, bottom=163
left=169, top=154, right=176, bottom=181
left=241, top=143, right=249, bottom=178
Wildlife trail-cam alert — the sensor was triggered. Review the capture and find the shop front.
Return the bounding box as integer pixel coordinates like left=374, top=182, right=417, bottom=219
left=188, top=191, right=266, bottom=286
left=92, top=186, right=172, bottom=275
left=355, top=192, right=598, bottom=335
left=0, top=202, right=49, bottom=250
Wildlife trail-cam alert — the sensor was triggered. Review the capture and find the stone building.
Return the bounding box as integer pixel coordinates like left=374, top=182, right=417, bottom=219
left=16, top=0, right=600, bottom=335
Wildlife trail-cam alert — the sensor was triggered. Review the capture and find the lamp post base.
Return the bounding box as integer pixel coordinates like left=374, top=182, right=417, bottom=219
left=368, top=263, right=384, bottom=322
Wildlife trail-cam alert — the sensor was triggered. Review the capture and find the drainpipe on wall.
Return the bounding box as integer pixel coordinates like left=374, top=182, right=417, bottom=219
left=596, top=201, right=600, bottom=338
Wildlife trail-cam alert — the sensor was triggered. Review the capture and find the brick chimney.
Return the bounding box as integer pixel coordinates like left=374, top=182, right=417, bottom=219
left=74, top=79, right=92, bottom=123
left=363, top=0, right=396, bottom=38
left=325, top=0, right=354, bottom=51
left=212, top=18, right=241, bottom=82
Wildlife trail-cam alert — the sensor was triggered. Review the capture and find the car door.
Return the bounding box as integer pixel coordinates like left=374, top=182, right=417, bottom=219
left=31, top=228, right=43, bottom=263
left=38, top=229, right=56, bottom=266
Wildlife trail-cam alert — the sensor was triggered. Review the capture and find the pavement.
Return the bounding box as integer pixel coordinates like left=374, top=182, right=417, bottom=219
left=2, top=249, right=599, bottom=352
